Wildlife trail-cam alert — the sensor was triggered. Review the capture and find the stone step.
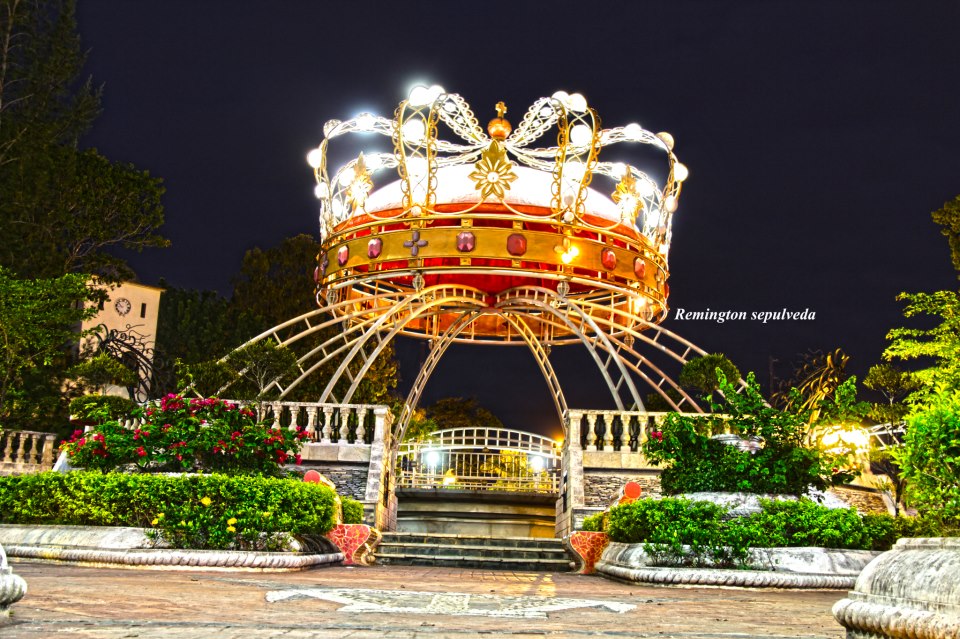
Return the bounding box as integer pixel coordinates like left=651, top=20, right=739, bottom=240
left=375, top=551, right=574, bottom=572
left=375, top=532, right=574, bottom=572
left=377, top=542, right=567, bottom=561
left=380, top=532, right=565, bottom=550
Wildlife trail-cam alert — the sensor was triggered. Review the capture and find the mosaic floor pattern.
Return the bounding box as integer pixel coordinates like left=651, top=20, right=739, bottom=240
left=266, top=586, right=636, bottom=618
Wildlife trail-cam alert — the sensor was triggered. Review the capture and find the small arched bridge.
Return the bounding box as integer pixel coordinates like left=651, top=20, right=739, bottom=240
left=396, top=428, right=561, bottom=494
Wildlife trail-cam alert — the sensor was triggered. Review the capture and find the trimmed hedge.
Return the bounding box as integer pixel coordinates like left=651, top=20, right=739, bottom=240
left=601, top=497, right=946, bottom=566
left=0, top=471, right=337, bottom=550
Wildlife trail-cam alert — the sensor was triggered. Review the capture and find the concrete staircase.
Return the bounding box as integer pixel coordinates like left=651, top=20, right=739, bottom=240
left=375, top=532, right=574, bottom=572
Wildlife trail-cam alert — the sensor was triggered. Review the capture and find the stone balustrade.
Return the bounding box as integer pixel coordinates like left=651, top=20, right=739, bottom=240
left=90, top=400, right=388, bottom=447
left=565, top=409, right=715, bottom=453
left=0, top=430, right=57, bottom=476
left=234, top=400, right=386, bottom=446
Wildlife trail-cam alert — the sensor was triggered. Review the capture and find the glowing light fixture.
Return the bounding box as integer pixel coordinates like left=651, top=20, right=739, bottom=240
left=673, top=162, right=689, bottom=183
left=569, top=123, right=593, bottom=146
left=529, top=455, right=545, bottom=473
left=306, top=148, right=324, bottom=169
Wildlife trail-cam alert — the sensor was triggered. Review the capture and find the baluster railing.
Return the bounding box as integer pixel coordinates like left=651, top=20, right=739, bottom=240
left=585, top=413, right=598, bottom=451
left=0, top=430, right=58, bottom=474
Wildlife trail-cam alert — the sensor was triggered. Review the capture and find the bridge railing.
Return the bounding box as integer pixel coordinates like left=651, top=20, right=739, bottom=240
left=397, top=469, right=559, bottom=493
left=397, top=428, right=561, bottom=494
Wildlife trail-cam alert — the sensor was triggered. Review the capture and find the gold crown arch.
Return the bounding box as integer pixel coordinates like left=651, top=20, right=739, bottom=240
left=239, top=87, right=713, bottom=441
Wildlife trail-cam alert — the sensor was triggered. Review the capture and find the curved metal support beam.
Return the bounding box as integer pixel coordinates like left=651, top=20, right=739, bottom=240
left=336, top=289, right=488, bottom=404
left=496, top=291, right=643, bottom=411
left=500, top=313, right=568, bottom=423
left=395, top=310, right=484, bottom=444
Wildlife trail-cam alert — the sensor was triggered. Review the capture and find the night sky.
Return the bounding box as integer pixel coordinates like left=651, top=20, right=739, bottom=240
left=75, top=2, right=960, bottom=437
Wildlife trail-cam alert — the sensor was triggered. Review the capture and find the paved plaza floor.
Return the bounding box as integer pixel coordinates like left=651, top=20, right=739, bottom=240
left=2, top=561, right=847, bottom=638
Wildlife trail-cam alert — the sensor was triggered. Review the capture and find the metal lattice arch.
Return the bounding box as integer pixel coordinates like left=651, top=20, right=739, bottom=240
left=221, top=87, right=729, bottom=447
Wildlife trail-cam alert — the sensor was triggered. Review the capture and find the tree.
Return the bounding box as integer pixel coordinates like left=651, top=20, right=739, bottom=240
left=0, top=0, right=167, bottom=280
left=643, top=372, right=858, bottom=495
left=879, top=195, right=960, bottom=524
left=426, top=397, right=505, bottom=431
left=231, top=234, right=319, bottom=331
left=403, top=408, right=439, bottom=442
left=153, top=283, right=262, bottom=395
left=863, top=362, right=919, bottom=425
left=67, top=353, right=135, bottom=396
left=892, top=387, right=960, bottom=528
left=884, top=290, right=960, bottom=400
left=223, top=341, right=298, bottom=400
left=0, top=266, right=97, bottom=429
left=679, top=353, right=741, bottom=399
left=931, top=195, right=960, bottom=278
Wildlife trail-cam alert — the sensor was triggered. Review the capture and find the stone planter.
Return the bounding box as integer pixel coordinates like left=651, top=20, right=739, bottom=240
left=0, top=543, right=27, bottom=616
left=593, top=541, right=879, bottom=589
left=0, top=524, right=343, bottom=572
left=833, top=537, right=960, bottom=639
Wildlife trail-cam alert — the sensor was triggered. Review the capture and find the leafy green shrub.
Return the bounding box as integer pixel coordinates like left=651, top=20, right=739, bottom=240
left=606, top=498, right=749, bottom=566
left=894, top=388, right=960, bottom=527
left=581, top=512, right=606, bottom=532
left=604, top=497, right=939, bottom=563
left=643, top=373, right=856, bottom=495
left=739, top=499, right=869, bottom=549
left=341, top=498, right=364, bottom=524
left=61, top=394, right=307, bottom=476
left=860, top=513, right=955, bottom=550
left=0, top=471, right=336, bottom=550
left=69, top=395, right=137, bottom=423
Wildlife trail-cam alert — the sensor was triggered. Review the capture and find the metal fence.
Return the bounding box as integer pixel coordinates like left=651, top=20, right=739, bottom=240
left=397, top=428, right=561, bottom=494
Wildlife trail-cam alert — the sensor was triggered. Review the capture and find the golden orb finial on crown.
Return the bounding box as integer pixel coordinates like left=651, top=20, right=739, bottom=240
left=487, top=101, right=512, bottom=140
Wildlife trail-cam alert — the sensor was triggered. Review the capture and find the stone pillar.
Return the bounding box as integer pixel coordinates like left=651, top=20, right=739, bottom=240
left=41, top=433, right=56, bottom=468
left=601, top=413, right=615, bottom=452
left=363, top=407, right=393, bottom=530
left=338, top=407, right=351, bottom=443
left=321, top=407, right=334, bottom=443
left=585, top=413, right=598, bottom=451
left=0, top=543, right=26, bottom=616
left=558, top=410, right=585, bottom=538
left=355, top=408, right=368, bottom=444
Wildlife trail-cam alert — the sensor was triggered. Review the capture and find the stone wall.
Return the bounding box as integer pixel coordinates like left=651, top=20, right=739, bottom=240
left=308, top=462, right=370, bottom=501
left=583, top=470, right=662, bottom=508
left=828, top=485, right=890, bottom=515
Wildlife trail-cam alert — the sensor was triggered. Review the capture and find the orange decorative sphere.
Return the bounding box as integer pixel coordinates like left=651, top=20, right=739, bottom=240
left=487, top=117, right=512, bottom=140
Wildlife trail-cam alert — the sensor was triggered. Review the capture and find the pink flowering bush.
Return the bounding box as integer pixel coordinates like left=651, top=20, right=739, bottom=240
left=61, top=394, right=307, bottom=476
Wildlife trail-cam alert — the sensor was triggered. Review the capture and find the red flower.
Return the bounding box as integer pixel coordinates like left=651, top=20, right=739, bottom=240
left=649, top=431, right=664, bottom=442
left=294, top=454, right=302, bottom=465
left=136, top=446, right=147, bottom=457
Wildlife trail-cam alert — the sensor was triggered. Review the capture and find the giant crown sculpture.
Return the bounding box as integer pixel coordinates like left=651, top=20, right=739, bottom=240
left=307, top=86, right=688, bottom=344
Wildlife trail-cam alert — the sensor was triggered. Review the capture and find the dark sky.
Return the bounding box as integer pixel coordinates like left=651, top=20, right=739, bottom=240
left=76, top=2, right=960, bottom=437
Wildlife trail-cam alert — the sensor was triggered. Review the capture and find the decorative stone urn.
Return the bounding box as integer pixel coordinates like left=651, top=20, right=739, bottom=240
left=833, top=537, right=960, bottom=639
left=0, top=542, right=27, bottom=616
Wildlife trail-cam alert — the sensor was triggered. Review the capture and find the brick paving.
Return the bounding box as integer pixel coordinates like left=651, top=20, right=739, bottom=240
left=2, top=561, right=847, bottom=638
